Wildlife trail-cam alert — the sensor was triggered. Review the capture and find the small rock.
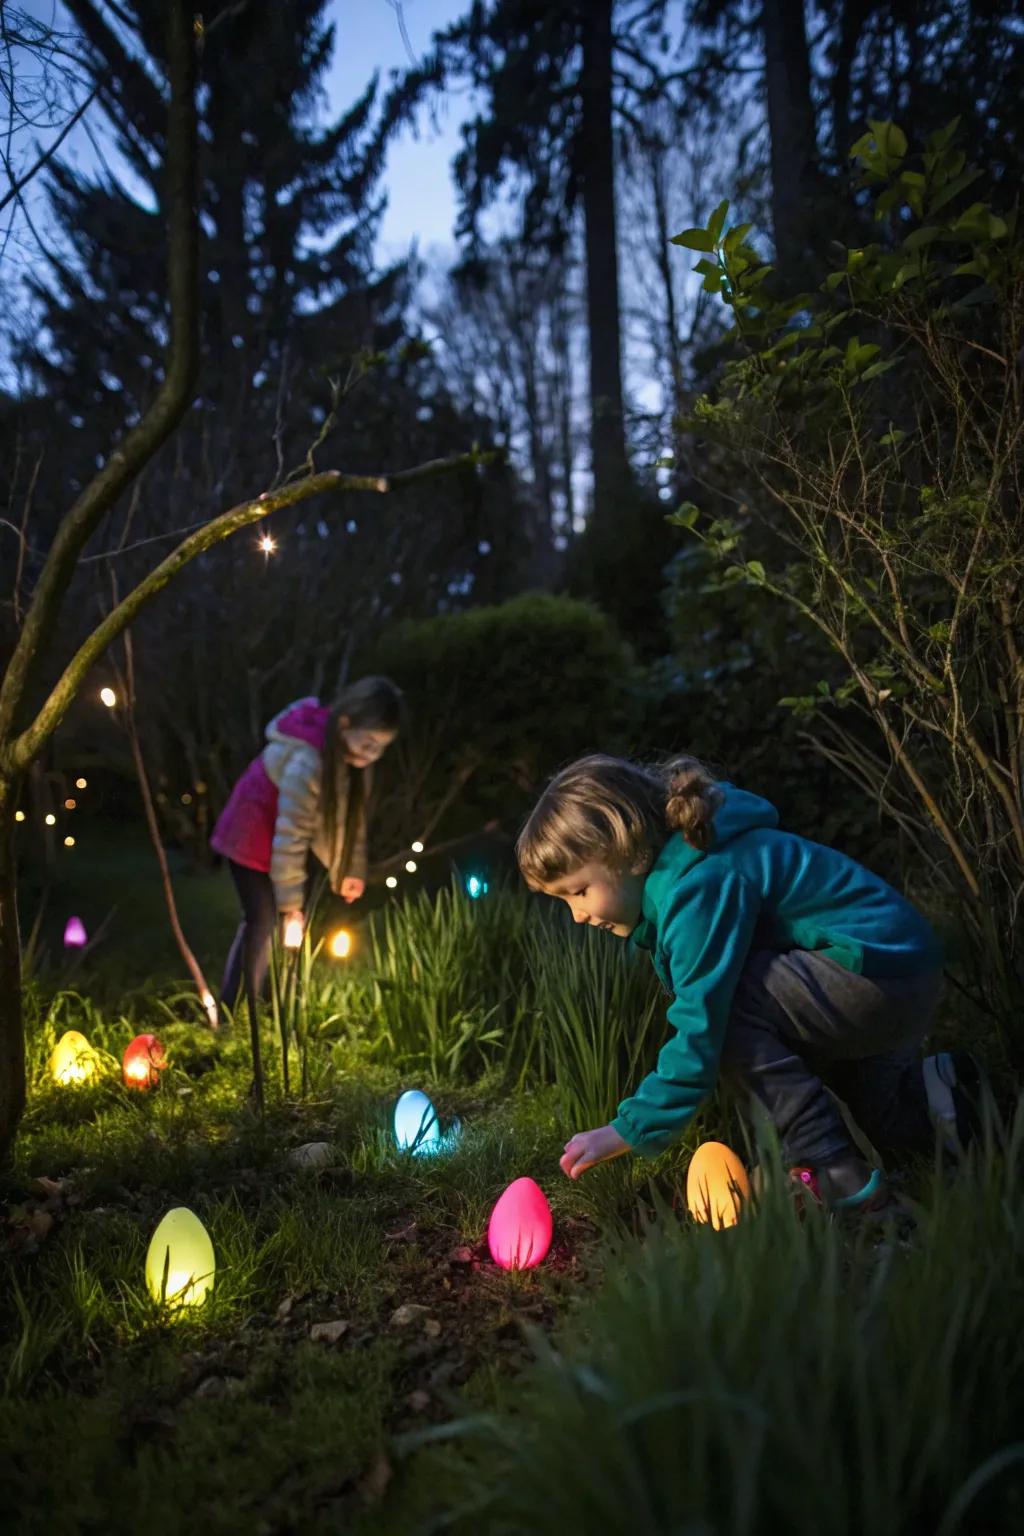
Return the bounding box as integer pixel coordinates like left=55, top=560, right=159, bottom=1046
left=275, top=1296, right=294, bottom=1322
left=389, top=1303, right=429, bottom=1328
left=406, top=1389, right=430, bottom=1412
left=287, top=1141, right=333, bottom=1170
left=448, top=1245, right=474, bottom=1265
left=423, top=1318, right=441, bottom=1339
left=310, top=1319, right=349, bottom=1344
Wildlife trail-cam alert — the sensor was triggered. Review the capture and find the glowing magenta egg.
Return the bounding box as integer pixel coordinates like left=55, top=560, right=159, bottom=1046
left=487, top=1176, right=552, bottom=1270
left=122, top=1033, right=167, bottom=1091
left=63, top=915, right=87, bottom=948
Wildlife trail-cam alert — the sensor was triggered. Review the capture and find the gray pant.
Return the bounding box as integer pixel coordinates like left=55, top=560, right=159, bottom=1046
left=719, top=949, right=943, bottom=1166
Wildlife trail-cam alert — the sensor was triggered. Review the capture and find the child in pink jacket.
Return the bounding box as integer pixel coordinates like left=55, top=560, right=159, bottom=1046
left=210, top=676, right=404, bottom=1016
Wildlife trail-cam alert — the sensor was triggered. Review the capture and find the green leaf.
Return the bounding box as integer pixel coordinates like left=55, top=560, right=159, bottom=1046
left=670, top=227, right=716, bottom=252
left=668, top=502, right=700, bottom=530
left=902, top=225, right=941, bottom=251
left=879, top=428, right=906, bottom=447
left=723, top=222, right=753, bottom=253
left=707, top=199, right=730, bottom=244
left=929, top=167, right=983, bottom=215
left=745, top=560, right=766, bottom=582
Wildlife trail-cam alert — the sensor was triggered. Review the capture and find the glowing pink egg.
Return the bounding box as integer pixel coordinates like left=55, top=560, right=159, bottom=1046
left=63, top=915, right=87, bottom=948
left=487, top=1176, right=553, bottom=1271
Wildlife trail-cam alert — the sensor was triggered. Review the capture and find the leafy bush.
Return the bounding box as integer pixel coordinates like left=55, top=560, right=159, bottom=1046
left=671, top=123, right=1024, bottom=1046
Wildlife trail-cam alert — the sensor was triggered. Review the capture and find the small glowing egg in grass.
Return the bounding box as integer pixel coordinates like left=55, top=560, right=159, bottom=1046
left=122, top=1033, right=167, bottom=1090
left=283, top=914, right=303, bottom=949
left=393, top=1089, right=440, bottom=1155
left=63, top=915, right=87, bottom=948
left=488, top=1176, right=553, bottom=1270
left=50, top=1029, right=99, bottom=1086
left=145, top=1207, right=216, bottom=1308
left=685, top=1140, right=751, bottom=1229
left=329, top=927, right=352, bottom=959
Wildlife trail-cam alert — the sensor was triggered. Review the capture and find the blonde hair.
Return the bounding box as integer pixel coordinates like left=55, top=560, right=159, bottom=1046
left=516, top=753, right=724, bottom=889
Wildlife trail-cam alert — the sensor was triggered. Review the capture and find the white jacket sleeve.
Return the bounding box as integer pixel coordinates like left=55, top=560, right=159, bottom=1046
left=270, top=744, right=321, bottom=911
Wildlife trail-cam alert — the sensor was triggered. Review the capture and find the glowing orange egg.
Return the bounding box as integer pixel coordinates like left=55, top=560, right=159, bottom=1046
left=685, top=1140, right=751, bottom=1229
left=122, top=1033, right=167, bottom=1090
left=487, top=1176, right=553, bottom=1270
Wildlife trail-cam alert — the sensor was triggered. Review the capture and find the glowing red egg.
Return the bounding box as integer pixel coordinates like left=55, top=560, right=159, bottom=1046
left=487, top=1176, right=553, bottom=1270
left=122, top=1033, right=167, bottom=1091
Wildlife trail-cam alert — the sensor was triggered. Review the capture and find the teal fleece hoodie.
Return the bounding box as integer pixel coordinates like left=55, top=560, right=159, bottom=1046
left=609, top=784, right=943, bottom=1157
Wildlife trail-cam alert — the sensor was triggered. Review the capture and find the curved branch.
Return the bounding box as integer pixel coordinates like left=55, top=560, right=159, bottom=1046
left=8, top=449, right=495, bottom=771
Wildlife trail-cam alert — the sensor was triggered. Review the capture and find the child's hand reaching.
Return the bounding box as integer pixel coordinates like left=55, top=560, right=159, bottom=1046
left=560, top=1124, right=630, bottom=1179
left=340, top=877, right=365, bottom=903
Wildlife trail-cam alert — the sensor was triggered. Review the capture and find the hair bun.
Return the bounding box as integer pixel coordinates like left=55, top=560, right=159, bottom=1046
left=664, top=757, right=723, bottom=851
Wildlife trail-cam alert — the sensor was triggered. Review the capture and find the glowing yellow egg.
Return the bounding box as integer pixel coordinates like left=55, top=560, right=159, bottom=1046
left=50, top=1029, right=99, bottom=1086
left=685, top=1140, right=751, bottom=1229
left=145, top=1207, right=216, bottom=1307
left=329, top=927, right=352, bottom=959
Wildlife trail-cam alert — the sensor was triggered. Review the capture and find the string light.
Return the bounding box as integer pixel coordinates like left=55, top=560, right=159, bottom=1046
left=100, top=687, right=116, bottom=708
left=385, top=875, right=398, bottom=889
left=15, top=810, right=25, bottom=822
left=64, top=836, right=75, bottom=848
left=75, top=777, right=87, bottom=789
left=405, top=860, right=417, bottom=873
left=411, top=840, right=424, bottom=854
left=181, top=792, right=192, bottom=805
left=45, top=813, right=56, bottom=826
left=64, top=798, right=76, bottom=810
left=258, top=532, right=276, bottom=555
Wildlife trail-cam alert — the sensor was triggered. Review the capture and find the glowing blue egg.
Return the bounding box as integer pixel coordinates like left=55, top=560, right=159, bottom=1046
left=465, top=874, right=489, bottom=899
left=393, top=1089, right=440, bottom=1155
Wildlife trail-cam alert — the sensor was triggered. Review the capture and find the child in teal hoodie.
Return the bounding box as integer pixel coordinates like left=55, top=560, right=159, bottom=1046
left=517, top=753, right=974, bottom=1207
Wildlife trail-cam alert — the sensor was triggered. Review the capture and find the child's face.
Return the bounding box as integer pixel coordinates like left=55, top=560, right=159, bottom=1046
left=339, top=718, right=396, bottom=769
left=542, top=859, right=647, bottom=938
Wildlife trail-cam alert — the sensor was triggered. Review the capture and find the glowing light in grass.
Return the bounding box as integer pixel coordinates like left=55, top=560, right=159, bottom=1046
left=258, top=532, right=276, bottom=555
left=99, top=687, right=116, bottom=708
left=393, top=1089, right=440, bottom=1155
left=411, top=840, right=424, bottom=854
left=385, top=875, right=398, bottom=889
left=50, top=1029, right=99, bottom=1086
left=487, top=1177, right=552, bottom=1270
left=685, top=1140, right=751, bottom=1229
left=329, top=927, right=352, bottom=960
left=145, top=1207, right=216, bottom=1307
left=283, top=914, right=304, bottom=949
left=465, top=874, right=489, bottom=900
left=63, top=915, right=87, bottom=948
left=405, top=859, right=417, bottom=873
left=122, top=1033, right=167, bottom=1090
left=75, top=777, right=87, bottom=789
